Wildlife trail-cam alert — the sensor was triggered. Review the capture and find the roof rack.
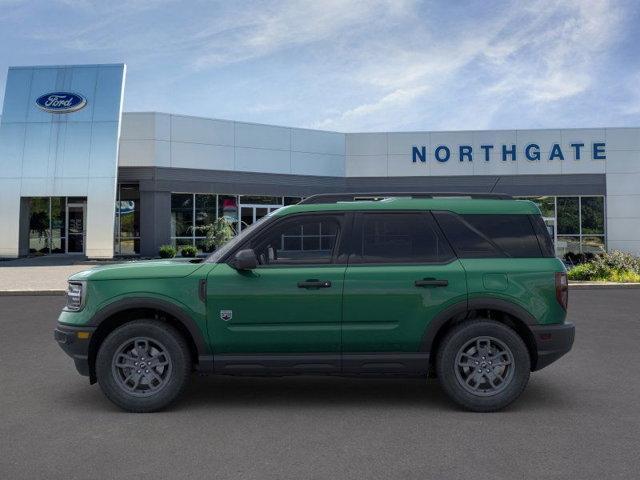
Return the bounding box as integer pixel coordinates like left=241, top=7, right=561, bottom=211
left=299, top=192, right=513, bottom=205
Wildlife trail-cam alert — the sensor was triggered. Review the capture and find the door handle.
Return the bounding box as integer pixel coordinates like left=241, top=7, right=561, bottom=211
left=297, top=279, right=332, bottom=289
left=415, top=278, right=448, bottom=287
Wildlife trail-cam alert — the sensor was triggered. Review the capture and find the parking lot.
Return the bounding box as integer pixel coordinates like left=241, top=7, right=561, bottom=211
left=1, top=290, right=639, bottom=480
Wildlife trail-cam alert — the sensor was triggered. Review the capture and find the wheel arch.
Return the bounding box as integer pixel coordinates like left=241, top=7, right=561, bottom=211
left=422, top=298, right=539, bottom=371
left=86, top=298, right=210, bottom=383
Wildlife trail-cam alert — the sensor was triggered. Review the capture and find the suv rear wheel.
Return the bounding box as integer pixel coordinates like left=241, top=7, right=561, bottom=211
left=96, top=320, right=191, bottom=412
left=436, top=319, right=530, bottom=412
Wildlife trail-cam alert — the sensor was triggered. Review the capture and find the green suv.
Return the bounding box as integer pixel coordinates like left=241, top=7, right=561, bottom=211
left=55, top=193, right=574, bottom=412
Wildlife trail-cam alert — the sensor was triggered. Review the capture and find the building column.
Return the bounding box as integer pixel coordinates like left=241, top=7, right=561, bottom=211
left=605, top=128, right=640, bottom=255
left=18, top=197, right=30, bottom=256
left=0, top=179, right=21, bottom=258
left=85, top=178, right=118, bottom=259
left=139, top=189, right=171, bottom=257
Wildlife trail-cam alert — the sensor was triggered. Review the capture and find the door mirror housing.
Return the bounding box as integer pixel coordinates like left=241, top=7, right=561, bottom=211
left=230, top=249, right=258, bottom=271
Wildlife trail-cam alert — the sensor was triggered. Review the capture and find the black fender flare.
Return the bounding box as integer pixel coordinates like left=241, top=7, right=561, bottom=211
left=87, top=297, right=210, bottom=356
left=420, top=297, right=538, bottom=353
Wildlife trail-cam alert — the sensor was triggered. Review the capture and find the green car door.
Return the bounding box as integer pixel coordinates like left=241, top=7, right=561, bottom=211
left=206, top=213, right=347, bottom=357
left=341, top=212, right=467, bottom=371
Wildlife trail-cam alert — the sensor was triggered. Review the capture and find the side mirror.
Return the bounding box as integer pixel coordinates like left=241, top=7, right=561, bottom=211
left=230, top=249, right=258, bottom=271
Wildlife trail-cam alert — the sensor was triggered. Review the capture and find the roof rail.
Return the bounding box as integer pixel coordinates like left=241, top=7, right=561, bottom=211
left=299, top=192, right=513, bottom=205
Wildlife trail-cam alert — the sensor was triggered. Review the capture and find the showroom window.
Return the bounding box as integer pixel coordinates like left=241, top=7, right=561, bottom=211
left=114, top=184, right=140, bottom=255
left=171, top=194, right=303, bottom=252
left=27, top=196, right=86, bottom=255
left=519, top=196, right=605, bottom=257
left=171, top=193, right=214, bottom=252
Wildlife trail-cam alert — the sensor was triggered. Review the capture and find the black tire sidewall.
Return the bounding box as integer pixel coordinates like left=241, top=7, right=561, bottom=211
left=436, top=320, right=530, bottom=412
left=96, top=320, right=191, bottom=412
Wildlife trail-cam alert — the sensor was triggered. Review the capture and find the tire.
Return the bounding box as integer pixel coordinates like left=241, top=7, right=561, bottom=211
left=436, top=319, right=530, bottom=412
left=96, top=320, right=192, bottom=412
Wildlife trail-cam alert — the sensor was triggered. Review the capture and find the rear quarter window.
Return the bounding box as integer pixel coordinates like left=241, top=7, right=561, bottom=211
left=434, top=212, right=547, bottom=258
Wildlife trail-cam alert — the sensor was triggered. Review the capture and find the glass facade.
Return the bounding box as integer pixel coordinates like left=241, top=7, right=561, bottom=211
left=171, top=194, right=303, bottom=252
left=114, top=184, right=140, bottom=255
left=27, top=196, right=86, bottom=255
left=519, top=196, right=606, bottom=257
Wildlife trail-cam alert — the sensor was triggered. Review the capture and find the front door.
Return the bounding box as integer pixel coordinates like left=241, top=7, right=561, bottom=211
left=66, top=203, right=85, bottom=254
left=207, top=213, right=346, bottom=370
left=341, top=212, right=467, bottom=373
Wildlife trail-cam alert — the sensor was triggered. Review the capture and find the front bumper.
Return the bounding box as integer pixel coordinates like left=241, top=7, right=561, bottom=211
left=54, top=324, right=96, bottom=377
left=530, top=321, right=575, bottom=371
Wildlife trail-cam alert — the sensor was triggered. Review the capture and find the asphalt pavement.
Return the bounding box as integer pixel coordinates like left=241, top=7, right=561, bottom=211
left=0, top=290, right=639, bottom=480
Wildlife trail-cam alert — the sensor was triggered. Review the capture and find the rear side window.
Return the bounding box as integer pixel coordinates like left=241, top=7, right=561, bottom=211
left=434, top=212, right=544, bottom=258
left=351, top=212, right=454, bottom=264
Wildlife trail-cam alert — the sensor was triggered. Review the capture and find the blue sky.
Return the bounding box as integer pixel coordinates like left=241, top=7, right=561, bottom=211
left=1, top=0, right=639, bottom=132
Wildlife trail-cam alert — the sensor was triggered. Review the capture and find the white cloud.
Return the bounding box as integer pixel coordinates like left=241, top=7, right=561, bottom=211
left=190, top=0, right=413, bottom=69
left=313, top=84, right=429, bottom=130
left=1, top=0, right=631, bottom=131
left=482, top=0, right=622, bottom=103
left=314, top=0, right=625, bottom=130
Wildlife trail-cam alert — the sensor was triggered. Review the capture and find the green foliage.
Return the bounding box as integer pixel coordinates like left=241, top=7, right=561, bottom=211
left=180, top=245, right=198, bottom=258
left=593, top=250, right=640, bottom=272
left=158, top=245, right=177, bottom=258
left=568, top=250, right=640, bottom=282
left=193, top=217, right=235, bottom=251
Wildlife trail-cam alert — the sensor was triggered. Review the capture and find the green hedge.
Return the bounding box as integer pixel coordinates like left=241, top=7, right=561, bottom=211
left=180, top=245, right=198, bottom=257
left=567, top=250, right=640, bottom=282
left=159, top=245, right=177, bottom=258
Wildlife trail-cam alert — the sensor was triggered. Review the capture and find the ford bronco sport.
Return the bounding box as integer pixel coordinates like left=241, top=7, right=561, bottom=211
left=55, top=193, right=574, bottom=412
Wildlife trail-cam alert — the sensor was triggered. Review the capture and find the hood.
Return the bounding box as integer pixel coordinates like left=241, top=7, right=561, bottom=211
left=69, top=259, right=206, bottom=281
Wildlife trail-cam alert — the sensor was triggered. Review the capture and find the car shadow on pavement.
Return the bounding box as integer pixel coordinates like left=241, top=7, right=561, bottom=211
left=177, top=374, right=569, bottom=413
left=182, top=376, right=450, bottom=410
left=54, top=372, right=569, bottom=414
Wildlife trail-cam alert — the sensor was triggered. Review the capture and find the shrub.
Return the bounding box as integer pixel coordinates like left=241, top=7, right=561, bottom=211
left=567, top=263, right=596, bottom=281
left=180, top=245, right=198, bottom=257
left=563, top=252, right=595, bottom=265
left=192, top=217, right=235, bottom=251
left=158, top=245, right=177, bottom=258
left=593, top=250, right=640, bottom=273
left=607, top=270, right=640, bottom=283
left=567, top=250, right=640, bottom=282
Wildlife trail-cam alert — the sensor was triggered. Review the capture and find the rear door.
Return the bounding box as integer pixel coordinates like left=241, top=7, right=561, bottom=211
left=341, top=211, right=467, bottom=373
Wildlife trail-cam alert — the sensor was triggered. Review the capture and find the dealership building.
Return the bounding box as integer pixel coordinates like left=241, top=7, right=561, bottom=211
left=1, top=63, right=639, bottom=259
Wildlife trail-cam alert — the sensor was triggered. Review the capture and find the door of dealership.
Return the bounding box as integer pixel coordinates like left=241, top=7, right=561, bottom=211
left=66, top=201, right=86, bottom=254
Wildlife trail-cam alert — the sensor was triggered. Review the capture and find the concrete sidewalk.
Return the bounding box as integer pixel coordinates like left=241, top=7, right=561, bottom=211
left=0, top=256, right=102, bottom=294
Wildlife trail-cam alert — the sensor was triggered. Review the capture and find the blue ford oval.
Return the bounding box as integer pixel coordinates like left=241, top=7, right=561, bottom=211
left=35, top=92, right=87, bottom=114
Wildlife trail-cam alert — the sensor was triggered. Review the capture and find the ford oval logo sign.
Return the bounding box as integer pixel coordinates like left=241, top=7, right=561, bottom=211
left=35, top=92, right=87, bottom=114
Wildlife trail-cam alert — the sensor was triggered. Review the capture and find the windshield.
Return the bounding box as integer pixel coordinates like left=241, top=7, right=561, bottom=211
left=205, top=215, right=272, bottom=263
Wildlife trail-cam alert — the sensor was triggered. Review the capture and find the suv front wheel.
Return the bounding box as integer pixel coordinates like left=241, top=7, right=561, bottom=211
left=436, top=319, right=530, bottom=412
left=96, top=320, right=192, bottom=412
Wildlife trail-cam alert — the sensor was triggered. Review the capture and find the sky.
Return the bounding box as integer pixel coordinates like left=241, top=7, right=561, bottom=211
left=0, top=0, right=639, bottom=132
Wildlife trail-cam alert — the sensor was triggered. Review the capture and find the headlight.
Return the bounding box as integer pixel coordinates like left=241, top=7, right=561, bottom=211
left=65, top=281, right=85, bottom=311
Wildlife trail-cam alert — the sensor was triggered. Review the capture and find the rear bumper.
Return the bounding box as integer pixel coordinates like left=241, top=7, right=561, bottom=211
left=54, top=324, right=96, bottom=377
left=530, top=322, right=575, bottom=371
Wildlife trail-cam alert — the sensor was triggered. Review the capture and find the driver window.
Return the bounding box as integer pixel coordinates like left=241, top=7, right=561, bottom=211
left=249, top=215, right=340, bottom=265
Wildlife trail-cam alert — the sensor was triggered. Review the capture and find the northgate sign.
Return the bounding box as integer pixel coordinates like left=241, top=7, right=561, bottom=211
left=412, top=142, right=606, bottom=163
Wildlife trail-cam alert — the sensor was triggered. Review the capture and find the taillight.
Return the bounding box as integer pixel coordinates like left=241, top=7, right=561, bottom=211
left=555, top=272, right=568, bottom=310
